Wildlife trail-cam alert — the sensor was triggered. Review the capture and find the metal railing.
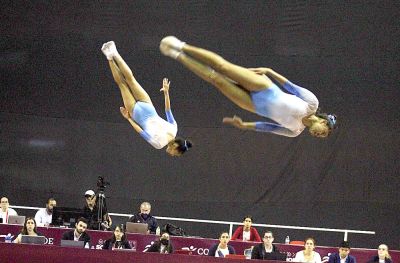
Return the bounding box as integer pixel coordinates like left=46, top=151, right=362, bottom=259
left=10, top=205, right=375, bottom=241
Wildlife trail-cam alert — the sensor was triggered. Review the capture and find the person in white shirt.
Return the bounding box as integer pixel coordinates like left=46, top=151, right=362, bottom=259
left=34, top=197, right=57, bottom=227
left=294, top=237, right=322, bottom=263
left=208, top=232, right=236, bottom=257
left=0, top=197, right=18, bottom=223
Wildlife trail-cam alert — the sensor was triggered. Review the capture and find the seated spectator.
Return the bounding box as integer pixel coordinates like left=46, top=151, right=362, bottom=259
left=367, top=244, right=392, bottom=263
left=0, top=197, right=18, bottom=223
left=13, top=217, right=42, bottom=243
left=128, top=202, right=158, bottom=234
left=231, top=215, right=261, bottom=242
left=147, top=232, right=174, bottom=254
left=328, top=241, right=356, bottom=263
left=208, top=232, right=236, bottom=258
left=61, top=217, right=91, bottom=248
left=102, top=224, right=132, bottom=250
left=251, top=231, right=283, bottom=260
left=294, top=237, right=322, bottom=263
left=83, top=190, right=112, bottom=230
left=34, top=197, right=57, bottom=227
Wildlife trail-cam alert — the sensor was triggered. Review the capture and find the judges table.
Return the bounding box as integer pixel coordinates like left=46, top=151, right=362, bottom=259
left=1, top=224, right=399, bottom=262
left=1, top=242, right=270, bottom=263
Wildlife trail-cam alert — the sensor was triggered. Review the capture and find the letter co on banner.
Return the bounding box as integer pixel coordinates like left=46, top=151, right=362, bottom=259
left=181, top=245, right=209, bottom=256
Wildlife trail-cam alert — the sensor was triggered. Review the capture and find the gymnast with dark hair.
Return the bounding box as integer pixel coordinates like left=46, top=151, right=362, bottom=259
left=101, top=41, right=192, bottom=156
left=160, top=36, right=337, bottom=138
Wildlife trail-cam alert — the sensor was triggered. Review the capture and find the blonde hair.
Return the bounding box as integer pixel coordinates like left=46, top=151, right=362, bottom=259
left=378, top=244, right=391, bottom=259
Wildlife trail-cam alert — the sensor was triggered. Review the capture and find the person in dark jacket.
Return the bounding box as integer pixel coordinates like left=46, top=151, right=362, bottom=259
left=147, top=232, right=173, bottom=254
left=128, top=202, right=158, bottom=234
left=367, top=244, right=392, bottom=263
left=83, top=190, right=112, bottom=230
left=328, top=241, right=356, bottom=263
left=61, top=217, right=91, bottom=248
left=251, top=231, right=286, bottom=260
left=208, top=232, right=236, bottom=257
left=102, top=224, right=132, bottom=250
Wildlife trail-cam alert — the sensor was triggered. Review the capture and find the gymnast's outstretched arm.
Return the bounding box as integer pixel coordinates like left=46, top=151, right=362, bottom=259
left=160, top=78, right=176, bottom=124
left=223, top=115, right=298, bottom=137
left=161, top=78, right=171, bottom=111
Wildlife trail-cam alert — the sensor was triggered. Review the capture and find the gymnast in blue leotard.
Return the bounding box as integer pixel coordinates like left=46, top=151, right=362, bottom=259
left=101, top=41, right=192, bottom=156
left=160, top=36, right=337, bottom=138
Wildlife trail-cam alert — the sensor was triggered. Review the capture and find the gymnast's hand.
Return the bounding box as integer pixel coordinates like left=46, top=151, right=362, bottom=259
left=120, top=106, right=130, bottom=120
left=160, top=78, right=170, bottom=93
left=223, top=115, right=245, bottom=129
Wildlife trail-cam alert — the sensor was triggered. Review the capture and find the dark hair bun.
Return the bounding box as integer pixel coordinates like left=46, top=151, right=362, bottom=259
left=185, top=140, right=193, bottom=149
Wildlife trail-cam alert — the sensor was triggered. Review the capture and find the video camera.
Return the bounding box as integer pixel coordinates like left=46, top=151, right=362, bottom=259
left=97, top=176, right=110, bottom=192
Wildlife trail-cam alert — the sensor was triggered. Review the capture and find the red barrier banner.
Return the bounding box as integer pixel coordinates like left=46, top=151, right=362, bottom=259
left=1, top=224, right=398, bottom=262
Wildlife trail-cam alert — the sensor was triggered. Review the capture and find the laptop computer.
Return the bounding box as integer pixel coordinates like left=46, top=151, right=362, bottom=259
left=272, top=252, right=288, bottom=261
left=21, top=235, right=46, bottom=245
left=125, top=222, right=148, bottom=234
left=8, top=215, right=25, bottom=225
left=60, top=239, right=85, bottom=248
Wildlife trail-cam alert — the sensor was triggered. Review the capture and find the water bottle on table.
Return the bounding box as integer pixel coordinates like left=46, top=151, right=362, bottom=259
left=5, top=233, right=14, bottom=243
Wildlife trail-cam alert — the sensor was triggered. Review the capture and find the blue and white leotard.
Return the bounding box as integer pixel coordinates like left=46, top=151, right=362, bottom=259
left=250, top=80, right=319, bottom=137
left=131, top=101, right=177, bottom=149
